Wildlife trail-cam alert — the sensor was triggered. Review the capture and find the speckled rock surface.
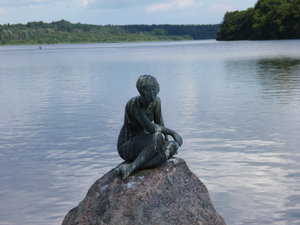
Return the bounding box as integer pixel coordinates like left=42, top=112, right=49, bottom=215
left=62, top=157, right=226, bottom=225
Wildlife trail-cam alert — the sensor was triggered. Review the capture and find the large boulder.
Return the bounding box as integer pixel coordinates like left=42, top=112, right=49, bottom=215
left=62, top=158, right=226, bottom=225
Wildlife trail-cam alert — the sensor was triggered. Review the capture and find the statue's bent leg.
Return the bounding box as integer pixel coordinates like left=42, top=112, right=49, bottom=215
left=116, top=132, right=165, bottom=179
left=141, top=140, right=179, bottom=169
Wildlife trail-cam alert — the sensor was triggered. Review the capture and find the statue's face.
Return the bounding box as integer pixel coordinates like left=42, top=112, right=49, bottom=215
left=141, top=84, right=158, bottom=104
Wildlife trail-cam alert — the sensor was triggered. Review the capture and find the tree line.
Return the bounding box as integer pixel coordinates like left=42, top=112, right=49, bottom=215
left=0, top=20, right=218, bottom=45
left=217, top=0, right=300, bottom=40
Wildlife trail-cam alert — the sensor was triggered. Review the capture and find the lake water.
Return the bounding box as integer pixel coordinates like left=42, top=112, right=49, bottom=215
left=0, top=40, right=299, bottom=225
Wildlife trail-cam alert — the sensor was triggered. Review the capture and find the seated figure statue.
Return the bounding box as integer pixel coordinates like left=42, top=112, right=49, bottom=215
left=116, top=75, right=183, bottom=180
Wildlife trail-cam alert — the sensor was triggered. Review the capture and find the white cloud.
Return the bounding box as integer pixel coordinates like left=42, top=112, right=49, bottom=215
left=82, top=0, right=151, bottom=9
left=0, top=7, right=6, bottom=15
left=145, top=0, right=195, bottom=13
left=0, top=0, right=257, bottom=25
left=145, top=2, right=171, bottom=13
left=82, top=0, right=96, bottom=8
left=177, top=0, right=194, bottom=8
left=208, top=4, right=235, bottom=13
left=0, top=0, right=65, bottom=7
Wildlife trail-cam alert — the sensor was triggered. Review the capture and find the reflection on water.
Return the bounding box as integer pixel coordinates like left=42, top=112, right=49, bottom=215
left=187, top=55, right=300, bottom=225
left=0, top=40, right=300, bottom=225
left=258, top=58, right=300, bottom=72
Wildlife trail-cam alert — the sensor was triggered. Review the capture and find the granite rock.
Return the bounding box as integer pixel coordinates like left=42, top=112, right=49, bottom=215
left=62, top=157, right=226, bottom=225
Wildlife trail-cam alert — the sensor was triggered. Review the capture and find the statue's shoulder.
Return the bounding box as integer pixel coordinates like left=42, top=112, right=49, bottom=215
left=126, top=96, right=140, bottom=109
left=153, top=97, right=161, bottom=108
left=155, top=96, right=161, bottom=103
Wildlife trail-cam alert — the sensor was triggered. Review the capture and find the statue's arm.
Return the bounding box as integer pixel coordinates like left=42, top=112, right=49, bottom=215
left=154, top=97, right=165, bottom=126
left=129, top=103, right=158, bottom=134
left=154, top=97, right=169, bottom=141
left=153, top=98, right=182, bottom=146
left=128, top=98, right=182, bottom=146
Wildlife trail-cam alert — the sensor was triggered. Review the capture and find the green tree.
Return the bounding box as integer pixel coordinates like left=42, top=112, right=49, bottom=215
left=217, top=0, right=300, bottom=40
left=217, top=8, right=254, bottom=40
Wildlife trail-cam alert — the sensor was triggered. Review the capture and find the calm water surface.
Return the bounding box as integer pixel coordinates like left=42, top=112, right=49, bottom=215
left=0, top=40, right=299, bottom=225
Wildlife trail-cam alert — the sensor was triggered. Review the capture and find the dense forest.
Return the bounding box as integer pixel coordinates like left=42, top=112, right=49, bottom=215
left=0, top=20, right=218, bottom=45
left=217, top=0, right=300, bottom=40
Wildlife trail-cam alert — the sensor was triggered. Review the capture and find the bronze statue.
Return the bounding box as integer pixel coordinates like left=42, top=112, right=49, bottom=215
left=116, top=75, right=183, bottom=180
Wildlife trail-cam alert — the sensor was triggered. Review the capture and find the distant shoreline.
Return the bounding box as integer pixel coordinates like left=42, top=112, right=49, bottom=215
left=0, top=20, right=219, bottom=46
left=0, top=39, right=219, bottom=47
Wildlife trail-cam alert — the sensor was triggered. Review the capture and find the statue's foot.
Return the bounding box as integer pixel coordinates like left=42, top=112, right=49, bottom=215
left=115, top=163, right=134, bottom=180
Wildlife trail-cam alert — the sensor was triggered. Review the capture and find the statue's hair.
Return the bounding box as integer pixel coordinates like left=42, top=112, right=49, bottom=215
left=136, top=74, right=160, bottom=95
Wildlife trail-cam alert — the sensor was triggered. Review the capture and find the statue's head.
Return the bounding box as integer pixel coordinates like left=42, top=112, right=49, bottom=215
left=136, top=75, right=160, bottom=104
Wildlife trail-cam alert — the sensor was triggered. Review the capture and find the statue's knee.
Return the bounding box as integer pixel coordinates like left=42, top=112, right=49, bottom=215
left=154, top=132, right=165, bottom=143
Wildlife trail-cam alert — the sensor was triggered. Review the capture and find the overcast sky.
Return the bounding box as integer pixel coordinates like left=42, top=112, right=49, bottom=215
left=0, top=0, right=257, bottom=25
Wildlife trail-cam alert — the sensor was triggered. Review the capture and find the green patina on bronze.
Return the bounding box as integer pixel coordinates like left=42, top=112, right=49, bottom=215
left=116, top=75, right=183, bottom=180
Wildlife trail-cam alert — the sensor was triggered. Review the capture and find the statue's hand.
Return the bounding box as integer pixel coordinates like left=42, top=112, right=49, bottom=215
left=160, top=126, right=182, bottom=146
left=172, top=132, right=183, bottom=146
